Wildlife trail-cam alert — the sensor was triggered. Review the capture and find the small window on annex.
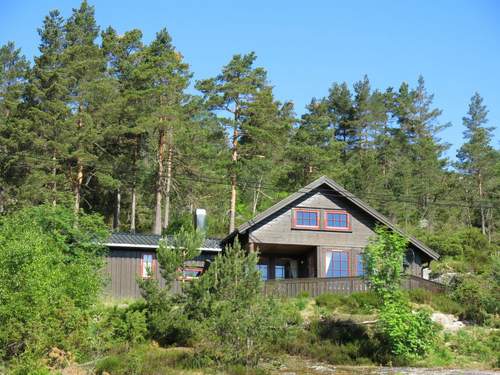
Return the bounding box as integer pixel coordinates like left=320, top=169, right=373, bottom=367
left=141, top=253, right=154, bottom=278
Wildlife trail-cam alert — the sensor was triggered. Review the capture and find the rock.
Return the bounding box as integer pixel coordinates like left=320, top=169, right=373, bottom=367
left=431, top=312, right=465, bottom=332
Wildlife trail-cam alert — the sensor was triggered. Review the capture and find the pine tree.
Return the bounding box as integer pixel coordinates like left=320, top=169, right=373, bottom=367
left=101, top=27, right=145, bottom=231
left=195, top=52, right=271, bottom=233
left=139, top=29, right=191, bottom=234
left=0, top=42, right=29, bottom=212
left=23, top=10, right=70, bottom=206
left=457, top=93, right=497, bottom=237
left=63, top=0, right=110, bottom=213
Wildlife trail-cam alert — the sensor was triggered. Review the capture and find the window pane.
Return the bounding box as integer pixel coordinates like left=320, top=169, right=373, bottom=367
left=275, top=265, right=285, bottom=279
left=326, top=251, right=349, bottom=277
left=142, top=254, right=153, bottom=277
left=326, top=212, right=348, bottom=228
left=357, top=254, right=365, bottom=276
left=257, top=264, right=268, bottom=280
left=296, top=210, right=318, bottom=227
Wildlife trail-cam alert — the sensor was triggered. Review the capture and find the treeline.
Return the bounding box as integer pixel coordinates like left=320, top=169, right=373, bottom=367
left=0, top=1, right=498, bottom=241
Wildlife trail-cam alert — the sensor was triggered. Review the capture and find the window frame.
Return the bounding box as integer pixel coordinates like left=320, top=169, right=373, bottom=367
left=257, top=264, right=269, bottom=281
left=292, top=208, right=320, bottom=230
left=275, top=264, right=286, bottom=280
left=325, top=250, right=350, bottom=278
left=180, top=267, right=204, bottom=280
left=323, top=210, right=351, bottom=231
left=140, top=252, right=156, bottom=279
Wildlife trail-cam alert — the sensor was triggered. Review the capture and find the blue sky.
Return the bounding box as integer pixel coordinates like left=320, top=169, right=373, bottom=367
left=2, top=0, right=499, bottom=160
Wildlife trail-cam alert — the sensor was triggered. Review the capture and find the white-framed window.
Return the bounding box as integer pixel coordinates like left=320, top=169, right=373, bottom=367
left=141, top=253, right=154, bottom=278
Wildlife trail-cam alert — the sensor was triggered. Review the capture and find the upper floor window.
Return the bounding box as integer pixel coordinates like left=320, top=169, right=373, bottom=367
left=293, top=209, right=320, bottom=229
left=324, top=210, right=350, bottom=231
left=141, top=253, right=154, bottom=278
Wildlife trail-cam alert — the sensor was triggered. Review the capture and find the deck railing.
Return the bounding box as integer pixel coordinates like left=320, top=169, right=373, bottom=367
left=262, top=275, right=445, bottom=298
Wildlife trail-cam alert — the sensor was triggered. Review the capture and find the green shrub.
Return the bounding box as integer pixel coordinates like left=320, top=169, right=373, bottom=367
left=446, top=329, right=500, bottom=367
left=95, top=345, right=198, bottom=375
left=315, top=292, right=380, bottom=314
left=407, top=289, right=463, bottom=316
left=315, top=293, right=345, bottom=310
left=0, top=205, right=107, bottom=366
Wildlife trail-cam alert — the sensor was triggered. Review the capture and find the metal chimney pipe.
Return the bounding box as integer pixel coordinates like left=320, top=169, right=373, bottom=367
left=194, top=208, right=207, bottom=232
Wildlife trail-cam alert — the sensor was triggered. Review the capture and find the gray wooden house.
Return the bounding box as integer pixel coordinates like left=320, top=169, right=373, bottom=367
left=104, top=232, right=221, bottom=298
left=223, top=175, right=439, bottom=282
left=104, top=176, right=441, bottom=299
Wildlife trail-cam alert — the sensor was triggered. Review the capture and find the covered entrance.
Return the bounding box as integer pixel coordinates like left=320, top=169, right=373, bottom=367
left=253, top=243, right=317, bottom=280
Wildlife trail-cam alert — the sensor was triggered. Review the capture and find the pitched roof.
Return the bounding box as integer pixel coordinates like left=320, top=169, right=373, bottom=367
left=106, top=232, right=221, bottom=251
left=226, top=175, right=439, bottom=260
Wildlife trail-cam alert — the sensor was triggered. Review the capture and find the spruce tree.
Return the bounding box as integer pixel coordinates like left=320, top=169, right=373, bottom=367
left=0, top=42, right=29, bottom=212
left=457, top=93, right=497, bottom=236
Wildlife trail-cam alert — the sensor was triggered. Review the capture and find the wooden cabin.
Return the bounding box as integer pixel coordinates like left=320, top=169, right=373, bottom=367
left=223, top=175, right=439, bottom=281
left=104, top=232, right=221, bottom=299
left=104, top=176, right=441, bottom=299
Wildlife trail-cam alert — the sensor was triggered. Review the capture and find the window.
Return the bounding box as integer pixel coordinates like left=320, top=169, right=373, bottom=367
left=141, top=253, right=154, bottom=278
left=182, top=267, right=203, bottom=280
left=326, top=251, right=349, bottom=277
left=356, top=254, right=365, bottom=276
left=293, top=209, right=320, bottom=229
left=324, top=210, right=350, bottom=231
left=257, top=264, right=268, bottom=280
left=275, top=265, right=285, bottom=279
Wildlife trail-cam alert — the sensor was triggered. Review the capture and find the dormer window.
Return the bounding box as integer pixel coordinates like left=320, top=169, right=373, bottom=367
left=324, top=210, right=351, bottom=231
left=293, top=209, right=320, bottom=229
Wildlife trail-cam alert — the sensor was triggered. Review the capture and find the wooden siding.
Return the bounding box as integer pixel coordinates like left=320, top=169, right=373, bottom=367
left=246, top=188, right=430, bottom=277
left=262, top=275, right=446, bottom=298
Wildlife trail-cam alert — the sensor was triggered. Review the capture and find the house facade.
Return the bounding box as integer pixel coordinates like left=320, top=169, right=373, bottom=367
left=104, top=176, right=439, bottom=298
left=223, top=176, right=439, bottom=281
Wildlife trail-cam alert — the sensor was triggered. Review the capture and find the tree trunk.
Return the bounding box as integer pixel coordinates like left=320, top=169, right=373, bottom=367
left=252, top=176, right=262, bottom=216
left=163, top=127, right=174, bottom=231
left=130, top=138, right=139, bottom=233
left=130, top=186, right=136, bottom=233
left=52, top=150, right=57, bottom=206
left=74, top=161, right=83, bottom=213
left=113, top=188, right=121, bottom=231
left=153, top=128, right=165, bottom=235
left=74, top=113, right=83, bottom=214
left=229, top=125, right=238, bottom=233
left=478, top=173, right=486, bottom=235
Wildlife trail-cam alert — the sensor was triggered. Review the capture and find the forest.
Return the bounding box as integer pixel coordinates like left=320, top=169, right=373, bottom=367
left=1, top=1, right=498, bottom=242
left=1, top=1, right=499, bottom=373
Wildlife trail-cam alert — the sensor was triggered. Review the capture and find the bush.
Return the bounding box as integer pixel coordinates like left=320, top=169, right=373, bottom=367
left=315, top=292, right=380, bottom=314
left=378, top=300, right=439, bottom=361
left=0, top=205, right=107, bottom=366
left=446, top=329, right=500, bottom=367
left=407, top=289, right=463, bottom=316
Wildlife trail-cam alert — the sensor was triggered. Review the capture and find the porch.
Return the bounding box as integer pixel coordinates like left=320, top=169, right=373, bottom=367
left=262, top=275, right=446, bottom=298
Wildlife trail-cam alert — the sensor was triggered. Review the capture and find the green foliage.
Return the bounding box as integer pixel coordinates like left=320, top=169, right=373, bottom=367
left=364, top=227, right=438, bottom=360
left=184, top=241, right=290, bottom=366
left=445, top=328, right=500, bottom=368
left=315, top=292, right=381, bottom=314
left=407, top=289, right=463, bottom=316
left=378, top=300, right=438, bottom=361
left=0, top=205, right=107, bottom=365
left=95, top=345, right=199, bottom=375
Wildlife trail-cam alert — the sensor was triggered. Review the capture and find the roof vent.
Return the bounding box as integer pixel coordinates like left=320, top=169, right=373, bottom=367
left=194, top=208, right=207, bottom=232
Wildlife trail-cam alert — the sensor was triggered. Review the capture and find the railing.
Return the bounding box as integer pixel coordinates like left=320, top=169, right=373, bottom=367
left=262, top=275, right=446, bottom=298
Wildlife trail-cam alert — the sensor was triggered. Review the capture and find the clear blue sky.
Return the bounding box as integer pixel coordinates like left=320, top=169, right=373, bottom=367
left=2, top=0, right=499, bottom=160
